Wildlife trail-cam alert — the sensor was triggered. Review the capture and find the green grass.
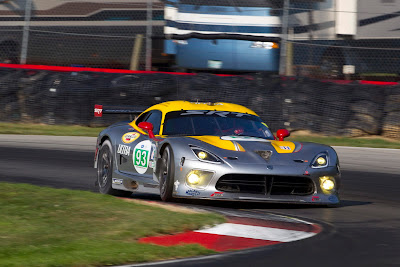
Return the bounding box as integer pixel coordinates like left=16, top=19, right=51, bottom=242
left=1, top=122, right=399, bottom=148
left=0, top=182, right=225, bottom=267
left=0, top=122, right=105, bottom=136
left=287, top=134, right=400, bottom=149
left=359, top=73, right=399, bottom=77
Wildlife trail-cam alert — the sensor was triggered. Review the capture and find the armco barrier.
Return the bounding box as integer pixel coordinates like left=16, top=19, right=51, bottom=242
left=0, top=64, right=399, bottom=140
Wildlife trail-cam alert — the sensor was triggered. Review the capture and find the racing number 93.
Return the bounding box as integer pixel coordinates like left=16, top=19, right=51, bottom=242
left=135, top=148, right=148, bottom=168
left=133, top=140, right=152, bottom=174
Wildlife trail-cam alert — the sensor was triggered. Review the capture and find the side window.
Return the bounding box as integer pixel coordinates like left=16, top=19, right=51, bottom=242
left=135, top=112, right=148, bottom=125
left=144, top=110, right=162, bottom=135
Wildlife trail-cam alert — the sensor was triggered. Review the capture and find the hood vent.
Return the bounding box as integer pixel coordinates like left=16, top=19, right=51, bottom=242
left=255, top=150, right=273, bottom=162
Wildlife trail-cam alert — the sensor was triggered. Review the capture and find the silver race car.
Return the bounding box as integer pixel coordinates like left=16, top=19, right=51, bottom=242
left=94, top=101, right=341, bottom=205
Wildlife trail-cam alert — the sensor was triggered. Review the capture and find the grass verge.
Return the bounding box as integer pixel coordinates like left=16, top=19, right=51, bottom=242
left=0, top=182, right=225, bottom=267
left=1, top=122, right=400, bottom=148
left=0, top=122, right=105, bottom=136
left=287, top=132, right=400, bottom=149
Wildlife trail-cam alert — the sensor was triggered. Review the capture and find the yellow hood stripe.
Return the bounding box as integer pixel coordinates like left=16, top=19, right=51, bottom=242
left=270, top=141, right=296, bottom=153
left=189, top=136, right=245, bottom=151
left=190, top=136, right=295, bottom=153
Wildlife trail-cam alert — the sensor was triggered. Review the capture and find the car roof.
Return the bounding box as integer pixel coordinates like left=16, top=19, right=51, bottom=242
left=143, top=100, right=258, bottom=116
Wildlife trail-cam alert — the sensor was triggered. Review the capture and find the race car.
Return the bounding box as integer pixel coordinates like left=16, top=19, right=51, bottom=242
left=94, top=100, right=341, bottom=205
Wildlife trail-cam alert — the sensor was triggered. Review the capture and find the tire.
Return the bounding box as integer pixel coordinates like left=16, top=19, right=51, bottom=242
left=350, top=100, right=383, bottom=119
left=158, top=145, right=175, bottom=202
left=346, top=114, right=380, bottom=135
left=97, top=140, right=132, bottom=197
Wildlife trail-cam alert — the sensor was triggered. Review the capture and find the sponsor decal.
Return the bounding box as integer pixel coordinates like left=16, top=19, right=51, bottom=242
left=94, top=104, right=103, bottom=117
left=149, top=161, right=155, bottom=169
left=181, top=110, right=250, bottom=118
left=122, top=132, right=140, bottom=144
left=186, top=189, right=200, bottom=196
left=221, top=136, right=269, bottom=142
left=279, top=146, right=291, bottom=150
left=174, top=180, right=180, bottom=191
left=112, top=178, right=123, bottom=185
left=329, top=195, right=338, bottom=202
left=117, top=144, right=130, bottom=156
left=150, top=143, right=156, bottom=160
left=210, top=192, right=224, bottom=197
left=311, top=196, right=320, bottom=202
left=133, top=140, right=152, bottom=174
left=190, top=102, right=223, bottom=105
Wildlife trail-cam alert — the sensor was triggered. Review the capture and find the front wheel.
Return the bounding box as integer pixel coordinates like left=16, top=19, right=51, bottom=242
left=97, top=140, right=131, bottom=197
left=159, top=146, right=175, bottom=201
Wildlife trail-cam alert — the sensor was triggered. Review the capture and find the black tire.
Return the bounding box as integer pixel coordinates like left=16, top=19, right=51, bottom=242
left=97, top=140, right=132, bottom=197
left=159, top=145, right=175, bottom=202
left=350, top=100, right=383, bottom=119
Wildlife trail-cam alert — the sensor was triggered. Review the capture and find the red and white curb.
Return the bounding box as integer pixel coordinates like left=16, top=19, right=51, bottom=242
left=139, top=216, right=322, bottom=251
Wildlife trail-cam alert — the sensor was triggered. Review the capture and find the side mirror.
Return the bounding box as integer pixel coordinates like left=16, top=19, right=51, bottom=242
left=276, top=129, right=290, bottom=141
left=138, top=122, right=155, bottom=139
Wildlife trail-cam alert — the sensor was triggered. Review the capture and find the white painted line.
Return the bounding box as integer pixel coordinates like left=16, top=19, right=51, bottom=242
left=196, top=223, right=317, bottom=242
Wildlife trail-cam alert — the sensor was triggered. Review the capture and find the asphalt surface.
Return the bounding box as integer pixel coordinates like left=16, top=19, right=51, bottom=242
left=1, top=135, right=399, bottom=267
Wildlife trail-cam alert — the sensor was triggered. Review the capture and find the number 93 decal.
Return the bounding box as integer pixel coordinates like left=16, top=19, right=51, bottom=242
left=133, top=140, right=152, bottom=174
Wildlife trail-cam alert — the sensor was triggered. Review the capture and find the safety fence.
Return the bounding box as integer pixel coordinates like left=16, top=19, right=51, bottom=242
left=1, top=64, right=400, bottom=140
left=2, top=0, right=400, bottom=80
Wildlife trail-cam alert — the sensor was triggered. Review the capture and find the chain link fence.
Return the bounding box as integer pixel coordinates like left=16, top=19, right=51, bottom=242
left=1, top=66, right=400, bottom=139
left=0, top=0, right=165, bottom=70
left=1, top=0, right=400, bottom=77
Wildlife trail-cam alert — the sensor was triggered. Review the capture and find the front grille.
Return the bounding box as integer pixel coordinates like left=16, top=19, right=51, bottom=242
left=215, top=174, right=314, bottom=196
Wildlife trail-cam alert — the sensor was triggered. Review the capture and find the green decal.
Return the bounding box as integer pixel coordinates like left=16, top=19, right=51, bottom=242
left=134, top=148, right=149, bottom=168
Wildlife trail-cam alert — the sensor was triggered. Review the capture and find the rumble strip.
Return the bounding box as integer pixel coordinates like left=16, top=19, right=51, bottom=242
left=139, top=216, right=321, bottom=251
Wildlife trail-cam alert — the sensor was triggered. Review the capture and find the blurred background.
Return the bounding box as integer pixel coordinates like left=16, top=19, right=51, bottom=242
left=1, top=0, right=400, bottom=80
left=1, top=0, right=400, bottom=140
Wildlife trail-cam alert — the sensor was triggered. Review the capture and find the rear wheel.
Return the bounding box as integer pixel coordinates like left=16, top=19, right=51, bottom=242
left=159, top=146, right=175, bottom=201
left=97, top=140, right=132, bottom=197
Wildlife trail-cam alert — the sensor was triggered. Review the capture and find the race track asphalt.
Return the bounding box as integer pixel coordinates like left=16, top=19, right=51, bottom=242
left=0, top=135, right=399, bottom=267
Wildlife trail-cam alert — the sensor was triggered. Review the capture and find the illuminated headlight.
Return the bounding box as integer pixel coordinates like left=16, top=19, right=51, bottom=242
left=197, top=151, right=207, bottom=160
left=187, top=173, right=201, bottom=185
left=190, top=146, right=221, bottom=163
left=186, top=170, right=214, bottom=189
left=320, top=176, right=336, bottom=192
left=250, top=42, right=279, bottom=49
left=311, top=154, right=328, bottom=168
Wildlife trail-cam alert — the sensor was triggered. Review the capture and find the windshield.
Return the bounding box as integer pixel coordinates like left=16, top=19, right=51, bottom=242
left=162, top=110, right=274, bottom=140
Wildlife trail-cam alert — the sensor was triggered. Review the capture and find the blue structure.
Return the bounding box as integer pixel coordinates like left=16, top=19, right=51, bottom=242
left=164, top=1, right=282, bottom=72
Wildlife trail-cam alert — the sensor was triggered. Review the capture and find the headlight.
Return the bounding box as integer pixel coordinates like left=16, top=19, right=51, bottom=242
left=187, top=172, right=201, bottom=185
left=320, top=176, right=336, bottom=192
left=186, top=170, right=214, bottom=189
left=311, top=154, right=328, bottom=168
left=190, top=146, right=221, bottom=163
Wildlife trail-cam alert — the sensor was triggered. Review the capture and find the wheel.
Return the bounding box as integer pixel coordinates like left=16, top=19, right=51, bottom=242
left=97, top=140, right=132, bottom=197
left=159, top=145, right=175, bottom=202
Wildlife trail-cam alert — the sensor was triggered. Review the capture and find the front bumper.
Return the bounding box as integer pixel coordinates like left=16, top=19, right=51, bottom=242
left=173, top=159, right=341, bottom=205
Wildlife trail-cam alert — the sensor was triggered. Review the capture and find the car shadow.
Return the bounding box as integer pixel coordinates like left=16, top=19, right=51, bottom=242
left=129, top=192, right=372, bottom=210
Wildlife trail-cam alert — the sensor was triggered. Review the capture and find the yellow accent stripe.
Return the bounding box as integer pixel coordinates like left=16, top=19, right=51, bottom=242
left=189, top=136, right=244, bottom=151
left=271, top=141, right=296, bottom=153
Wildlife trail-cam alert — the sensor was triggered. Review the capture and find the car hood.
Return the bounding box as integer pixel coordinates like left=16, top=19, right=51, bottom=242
left=187, top=135, right=334, bottom=166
